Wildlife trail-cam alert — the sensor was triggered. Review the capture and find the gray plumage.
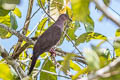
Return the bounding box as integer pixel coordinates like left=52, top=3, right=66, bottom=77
left=28, top=14, right=71, bottom=75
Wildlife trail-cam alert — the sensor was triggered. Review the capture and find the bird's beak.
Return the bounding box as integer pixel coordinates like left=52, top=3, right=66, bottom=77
left=69, top=18, right=72, bottom=22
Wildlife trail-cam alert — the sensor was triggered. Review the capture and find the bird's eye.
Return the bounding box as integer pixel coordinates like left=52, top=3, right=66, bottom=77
left=65, top=15, right=68, bottom=18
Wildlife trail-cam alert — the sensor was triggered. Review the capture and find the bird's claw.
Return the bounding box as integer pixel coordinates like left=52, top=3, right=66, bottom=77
left=49, top=48, right=56, bottom=56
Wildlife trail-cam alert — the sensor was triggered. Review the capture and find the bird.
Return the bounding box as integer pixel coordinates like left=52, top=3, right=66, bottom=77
left=28, top=14, right=72, bottom=75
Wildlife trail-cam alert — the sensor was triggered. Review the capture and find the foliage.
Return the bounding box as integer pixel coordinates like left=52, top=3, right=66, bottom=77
left=0, top=63, right=14, bottom=80
left=40, top=58, right=57, bottom=80
left=0, top=0, right=120, bottom=80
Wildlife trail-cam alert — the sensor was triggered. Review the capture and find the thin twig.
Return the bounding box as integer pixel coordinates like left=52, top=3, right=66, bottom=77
left=94, top=0, right=120, bottom=27
left=30, top=7, right=41, bottom=19
left=55, top=48, right=84, bottom=59
left=34, top=58, right=49, bottom=77
left=72, top=58, right=87, bottom=64
left=40, top=69, right=71, bottom=79
left=22, top=0, right=34, bottom=35
left=39, top=0, right=55, bottom=22
left=109, top=6, right=120, bottom=17
left=47, top=0, right=50, bottom=22
left=27, top=13, right=46, bottom=37
left=65, top=32, right=83, bottom=56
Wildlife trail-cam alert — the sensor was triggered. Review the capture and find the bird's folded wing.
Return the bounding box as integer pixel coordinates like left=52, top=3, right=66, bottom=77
left=33, top=25, right=62, bottom=54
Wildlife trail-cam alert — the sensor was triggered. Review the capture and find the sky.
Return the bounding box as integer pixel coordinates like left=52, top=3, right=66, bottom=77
left=0, top=0, right=120, bottom=79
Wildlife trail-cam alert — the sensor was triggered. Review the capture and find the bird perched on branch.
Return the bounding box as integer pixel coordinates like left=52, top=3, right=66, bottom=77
left=28, top=14, right=72, bottom=75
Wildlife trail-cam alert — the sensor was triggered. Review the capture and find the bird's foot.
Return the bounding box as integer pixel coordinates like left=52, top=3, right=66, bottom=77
left=49, top=48, right=57, bottom=65
left=49, top=48, right=56, bottom=56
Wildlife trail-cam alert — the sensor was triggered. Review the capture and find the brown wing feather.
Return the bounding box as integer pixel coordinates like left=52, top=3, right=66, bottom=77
left=33, top=24, right=61, bottom=56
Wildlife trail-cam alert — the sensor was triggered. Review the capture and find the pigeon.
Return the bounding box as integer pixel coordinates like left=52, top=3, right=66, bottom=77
left=28, top=14, right=72, bottom=75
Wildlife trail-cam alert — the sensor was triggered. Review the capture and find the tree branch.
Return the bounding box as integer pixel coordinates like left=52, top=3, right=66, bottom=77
left=93, top=0, right=120, bottom=27
left=89, top=57, right=120, bottom=79
left=65, top=31, right=83, bottom=56
left=47, top=0, right=50, bottom=22
left=55, top=48, right=84, bottom=59
left=12, top=43, right=30, bottom=59
left=22, top=0, right=34, bottom=35
left=79, top=57, right=120, bottom=80
left=13, top=0, right=34, bottom=58
left=40, top=0, right=55, bottom=22
left=0, top=23, right=35, bottom=45
left=0, top=44, right=9, bottom=58
left=0, top=45, right=27, bottom=79
left=30, top=7, right=40, bottom=19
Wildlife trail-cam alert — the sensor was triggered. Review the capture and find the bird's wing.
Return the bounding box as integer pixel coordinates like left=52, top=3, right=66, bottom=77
left=33, top=25, right=62, bottom=55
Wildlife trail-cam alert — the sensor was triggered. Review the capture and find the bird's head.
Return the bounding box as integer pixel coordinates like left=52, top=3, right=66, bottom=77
left=58, top=14, right=72, bottom=22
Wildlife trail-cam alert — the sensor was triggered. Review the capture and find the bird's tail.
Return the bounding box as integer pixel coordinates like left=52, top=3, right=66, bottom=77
left=28, top=55, right=38, bottom=75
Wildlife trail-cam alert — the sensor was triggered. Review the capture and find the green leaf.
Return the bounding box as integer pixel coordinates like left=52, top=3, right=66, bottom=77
left=0, top=26, right=9, bottom=38
left=0, top=15, right=12, bottom=38
left=0, top=63, right=13, bottom=80
left=66, top=6, right=72, bottom=18
left=13, top=8, right=21, bottom=18
left=50, top=0, right=64, bottom=20
left=72, top=68, right=88, bottom=80
left=99, top=73, right=120, bottom=80
left=115, top=29, right=120, bottom=37
left=75, top=21, right=81, bottom=28
left=40, top=58, right=57, bottom=80
left=59, top=21, right=79, bottom=46
left=37, top=0, right=45, bottom=8
left=20, top=55, right=27, bottom=71
left=99, top=14, right=105, bottom=22
left=75, top=32, right=107, bottom=46
left=19, top=51, right=27, bottom=63
left=62, top=54, right=75, bottom=74
left=70, top=60, right=81, bottom=71
left=0, top=15, right=10, bottom=26
left=0, top=7, right=10, bottom=16
left=67, top=27, right=76, bottom=40
left=5, top=32, right=12, bottom=38
left=114, top=29, right=120, bottom=57
left=1, top=0, right=20, bottom=10
left=35, top=59, right=41, bottom=68
left=83, top=48, right=100, bottom=70
left=66, top=0, right=70, bottom=4
left=103, top=0, right=110, bottom=6
left=84, top=16, right=94, bottom=32
left=99, top=55, right=109, bottom=68
left=91, top=46, right=110, bottom=68
left=35, top=17, right=48, bottom=37
left=71, top=0, right=90, bottom=22
left=10, top=12, right=18, bottom=30
left=40, top=52, right=48, bottom=58
left=51, top=0, right=64, bottom=11
left=67, top=21, right=80, bottom=41
left=1, top=0, right=20, bottom=4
